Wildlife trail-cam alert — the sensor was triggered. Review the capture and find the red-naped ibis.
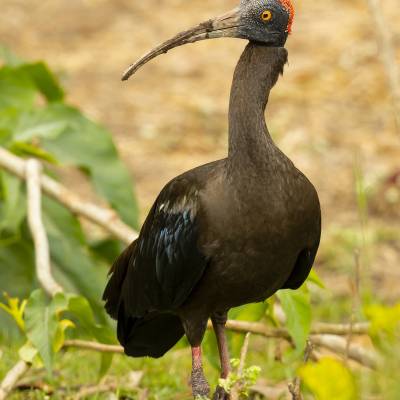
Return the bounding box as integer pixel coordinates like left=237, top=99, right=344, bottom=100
left=103, top=1, right=321, bottom=398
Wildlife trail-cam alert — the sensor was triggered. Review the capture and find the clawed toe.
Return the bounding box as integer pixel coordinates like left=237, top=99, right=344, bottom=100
left=213, top=386, right=230, bottom=400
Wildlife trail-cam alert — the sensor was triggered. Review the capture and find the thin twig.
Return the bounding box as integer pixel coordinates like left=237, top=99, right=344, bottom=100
left=288, top=341, right=313, bottom=400
left=0, top=361, right=31, bottom=400
left=238, top=333, right=251, bottom=376
left=231, top=333, right=251, bottom=400
left=26, top=159, right=63, bottom=297
left=346, top=250, right=362, bottom=363
left=365, top=0, right=400, bottom=134
left=0, top=147, right=138, bottom=244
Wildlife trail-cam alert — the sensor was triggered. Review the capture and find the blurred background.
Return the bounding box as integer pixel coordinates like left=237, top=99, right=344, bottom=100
left=3, top=0, right=398, bottom=297
left=0, top=0, right=399, bottom=399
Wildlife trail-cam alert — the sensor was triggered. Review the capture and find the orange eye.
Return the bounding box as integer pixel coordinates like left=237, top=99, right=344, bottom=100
left=261, top=10, right=273, bottom=22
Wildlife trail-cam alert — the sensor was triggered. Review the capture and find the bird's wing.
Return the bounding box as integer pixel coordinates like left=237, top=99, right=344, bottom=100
left=103, top=175, right=208, bottom=318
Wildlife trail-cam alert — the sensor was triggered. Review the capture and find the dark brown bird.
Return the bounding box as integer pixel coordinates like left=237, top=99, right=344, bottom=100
left=103, top=1, right=321, bottom=398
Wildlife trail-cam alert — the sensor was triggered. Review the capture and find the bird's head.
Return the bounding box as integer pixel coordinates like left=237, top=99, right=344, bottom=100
left=122, top=0, right=295, bottom=80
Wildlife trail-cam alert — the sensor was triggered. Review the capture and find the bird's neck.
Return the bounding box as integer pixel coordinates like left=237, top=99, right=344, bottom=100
left=228, top=43, right=288, bottom=168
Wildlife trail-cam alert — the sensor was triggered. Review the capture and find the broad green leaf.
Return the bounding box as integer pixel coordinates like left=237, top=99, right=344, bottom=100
left=19, top=62, right=64, bottom=102
left=0, top=109, right=19, bottom=139
left=67, top=295, right=114, bottom=344
left=277, top=287, right=311, bottom=352
left=67, top=295, right=115, bottom=377
left=299, top=358, right=358, bottom=400
left=13, top=106, right=69, bottom=141
left=24, top=290, right=64, bottom=373
left=0, top=172, right=26, bottom=235
left=40, top=104, right=139, bottom=228
left=43, top=197, right=107, bottom=318
left=0, top=67, right=36, bottom=110
left=0, top=236, right=35, bottom=298
left=0, top=229, right=36, bottom=339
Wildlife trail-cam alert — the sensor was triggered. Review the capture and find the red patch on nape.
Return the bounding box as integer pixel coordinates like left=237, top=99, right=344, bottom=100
left=278, top=0, right=295, bottom=33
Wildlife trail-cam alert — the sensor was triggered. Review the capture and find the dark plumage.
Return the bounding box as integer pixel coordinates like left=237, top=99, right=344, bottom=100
left=103, top=1, right=321, bottom=398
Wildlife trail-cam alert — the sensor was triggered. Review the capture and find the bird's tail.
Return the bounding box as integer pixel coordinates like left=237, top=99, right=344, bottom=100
left=103, top=240, right=137, bottom=320
left=103, top=241, right=185, bottom=358
left=117, top=302, right=185, bottom=358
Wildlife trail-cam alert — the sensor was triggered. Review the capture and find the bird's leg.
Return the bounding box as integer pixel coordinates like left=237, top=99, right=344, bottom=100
left=191, top=346, right=210, bottom=399
left=212, top=312, right=231, bottom=400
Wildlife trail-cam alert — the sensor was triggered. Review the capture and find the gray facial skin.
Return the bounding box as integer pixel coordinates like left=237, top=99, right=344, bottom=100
left=238, top=0, right=290, bottom=46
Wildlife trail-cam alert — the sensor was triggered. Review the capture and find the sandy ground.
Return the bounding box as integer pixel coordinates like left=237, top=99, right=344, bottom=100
left=1, top=0, right=399, bottom=299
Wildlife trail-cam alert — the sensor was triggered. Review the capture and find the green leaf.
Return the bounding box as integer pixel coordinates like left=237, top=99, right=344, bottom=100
left=299, top=358, right=358, bottom=400
left=227, top=302, right=269, bottom=361
left=42, top=197, right=107, bottom=318
left=67, top=295, right=115, bottom=377
left=89, top=238, right=124, bottom=265
left=40, top=104, right=139, bottom=228
left=0, top=172, right=26, bottom=235
left=0, top=66, right=37, bottom=110
left=229, top=302, right=268, bottom=322
left=24, top=290, right=67, bottom=373
left=365, top=303, right=400, bottom=351
left=19, top=341, right=39, bottom=363
left=0, top=235, right=35, bottom=300
left=277, top=287, right=311, bottom=352
left=12, top=106, right=69, bottom=142
left=53, top=319, right=75, bottom=352
left=0, top=293, right=27, bottom=332
left=19, top=62, right=64, bottom=102
left=10, top=141, right=58, bottom=163
left=67, top=295, right=114, bottom=344
left=307, top=269, right=325, bottom=289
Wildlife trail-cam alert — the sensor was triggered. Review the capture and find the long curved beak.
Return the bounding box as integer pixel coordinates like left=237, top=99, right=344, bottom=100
left=122, top=8, right=241, bottom=81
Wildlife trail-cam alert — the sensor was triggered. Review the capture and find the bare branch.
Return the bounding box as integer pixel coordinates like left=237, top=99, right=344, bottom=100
left=74, top=373, right=143, bottom=400
left=26, top=159, right=63, bottom=297
left=219, top=320, right=370, bottom=338
left=310, top=335, right=379, bottom=369
left=0, top=361, right=31, bottom=400
left=209, top=320, right=376, bottom=368
left=63, top=340, right=124, bottom=354
left=0, top=147, right=138, bottom=244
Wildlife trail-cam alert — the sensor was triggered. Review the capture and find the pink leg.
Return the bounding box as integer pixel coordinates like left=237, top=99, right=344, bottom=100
left=212, top=313, right=231, bottom=400
left=191, top=346, right=210, bottom=398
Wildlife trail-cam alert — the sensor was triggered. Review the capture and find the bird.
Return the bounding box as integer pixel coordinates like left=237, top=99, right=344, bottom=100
left=103, top=1, right=321, bottom=399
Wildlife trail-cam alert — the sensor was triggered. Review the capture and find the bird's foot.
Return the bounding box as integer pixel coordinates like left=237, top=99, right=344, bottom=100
left=191, top=367, right=210, bottom=399
left=213, top=386, right=230, bottom=400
